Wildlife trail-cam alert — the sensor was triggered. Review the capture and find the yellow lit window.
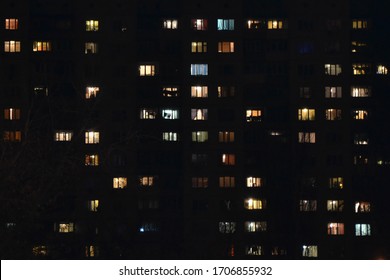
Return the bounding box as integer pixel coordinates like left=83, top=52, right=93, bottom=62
left=191, top=86, right=208, bottom=98
left=57, top=222, right=74, bottom=233
left=244, top=198, right=265, bottom=210
left=246, top=109, right=262, bottom=122
left=85, top=131, right=100, bottom=144
left=87, top=200, right=99, bottom=212
left=54, top=131, right=73, bottom=142
left=113, top=177, right=127, bottom=189
left=192, top=131, right=208, bottom=142
left=85, top=86, right=99, bottom=98
left=353, top=110, right=368, bottom=120
left=246, top=177, right=262, bottom=187
left=4, top=41, right=21, bottom=52
left=329, top=177, right=343, bottom=189
left=353, top=63, right=370, bottom=75
left=85, top=245, right=99, bottom=257
left=267, top=20, right=286, bottom=29
left=139, top=176, right=156, bottom=187
left=163, top=19, right=178, bottom=29
left=32, top=245, right=48, bottom=257
left=5, top=18, right=18, bottom=30
left=162, top=87, right=179, bottom=97
left=325, top=64, right=342, bottom=75
left=377, top=65, right=388, bottom=75
left=33, top=41, right=51, bottom=52
left=325, top=109, right=342, bottom=120
left=327, top=200, right=344, bottom=212
left=191, top=41, right=207, bottom=53
left=4, top=108, right=20, bottom=120
left=86, top=20, right=99, bottom=31
left=85, top=42, right=98, bottom=54
left=298, top=108, right=315, bottom=121
left=245, top=221, right=267, bottom=232
left=352, top=20, right=368, bottom=29
left=139, top=64, right=156, bottom=76
left=85, top=154, right=99, bottom=166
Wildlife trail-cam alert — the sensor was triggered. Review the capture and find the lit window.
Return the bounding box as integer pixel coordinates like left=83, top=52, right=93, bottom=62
left=84, top=131, right=99, bottom=144
left=329, top=177, right=343, bottom=189
left=246, top=177, right=262, bottom=188
left=325, top=64, right=342, bottom=75
left=191, top=41, right=207, bottom=53
left=190, top=64, right=208, bottom=75
left=4, top=108, right=20, bottom=120
left=352, top=19, right=368, bottom=29
left=219, top=222, right=236, bottom=233
left=87, top=200, right=99, bottom=212
left=34, top=86, right=49, bottom=96
left=221, top=154, right=235, bottom=165
left=139, top=176, right=156, bottom=187
left=191, top=109, right=208, bottom=120
left=351, top=41, right=367, bottom=53
left=299, top=87, right=311, bottom=98
left=217, top=19, right=235, bottom=30
left=246, top=109, right=262, bottom=122
left=272, top=246, right=288, bottom=256
left=327, top=223, right=344, bottom=235
left=298, top=132, right=316, bottom=143
left=32, top=245, right=48, bottom=257
left=85, top=154, right=99, bottom=166
left=191, top=19, right=208, bottom=31
left=355, top=224, right=371, bottom=236
left=267, top=20, right=287, bottom=29
left=246, top=245, right=262, bottom=256
left=56, top=222, right=74, bottom=233
left=161, top=109, right=179, bottom=120
left=351, top=86, right=371, bottom=98
left=218, top=86, right=235, bottom=98
left=355, top=202, right=371, bottom=213
left=299, top=200, right=317, bottom=211
left=302, top=245, right=318, bottom=258
left=247, top=19, right=264, bottom=29
left=218, top=42, right=235, bottom=53
left=325, top=109, right=342, bottom=120
left=162, top=87, right=179, bottom=97
left=3, top=131, right=21, bottom=142
left=4, top=41, right=21, bottom=52
left=191, top=86, right=208, bottom=98
left=163, top=19, right=178, bottom=29
left=298, top=108, right=315, bottom=121
left=86, top=20, right=99, bottom=31
left=245, top=198, right=266, bottom=210
left=33, top=41, right=51, bottom=52
left=245, top=221, right=267, bottom=232
left=353, top=110, right=368, bottom=120
left=54, top=131, right=73, bottom=142
left=140, top=108, right=157, bottom=119
left=192, top=131, right=208, bottom=142
left=85, top=245, right=99, bottom=258
left=162, top=132, right=178, bottom=141
left=353, top=63, right=370, bottom=75
left=219, top=131, right=235, bottom=143
left=327, top=200, right=344, bottom=212
left=85, top=42, right=98, bottom=54
left=192, top=177, right=208, bottom=188
left=113, top=177, right=127, bottom=189
left=139, top=64, right=155, bottom=76
left=5, top=18, right=18, bottom=30
left=376, top=65, right=388, bottom=75
left=354, top=133, right=369, bottom=145
left=325, top=86, right=342, bottom=98
left=219, top=176, right=235, bottom=188
left=85, top=86, right=99, bottom=99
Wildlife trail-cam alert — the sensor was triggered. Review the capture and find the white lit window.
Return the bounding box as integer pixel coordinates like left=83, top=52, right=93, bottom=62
left=192, top=131, right=208, bottom=142
left=191, top=109, right=208, bottom=120
left=192, top=177, right=208, bottom=188
left=5, top=18, right=18, bottom=30
left=325, top=109, right=342, bottom=120
left=219, top=131, right=235, bottom=143
left=355, top=202, right=371, bottom=213
left=267, top=20, right=286, bottom=29
left=376, top=65, right=388, bottom=75
left=4, top=41, right=21, bottom=52
left=351, top=86, right=371, bottom=97
left=302, top=245, right=318, bottom=258
left=218, top=41, right=235, bottom=53
left=162, top=87, right=179, bottom=97
left=245, top=221, right=267, bottom=232
left=354, top=133, right=369, bottom=145
left=190, top=64, right=208, bottom=75
left=355, top=224, right=371, bottom=236
left=298, top=108, right=315, bottom=121
left=87, top=200, right=99, bottom=212
left=191, top=86, right=208, bottom=98
left=245, top=198, right=266, bottom=210
left=353, top=63, right=370, bottom=75
left=325, top=64, right=342, bottom=75
left=327, top=223, right=344, bottom=235
left=140, top=108, right=157, bottom=119
left=191, top=41, right=207, bottom=53
left=299, top=200, right=317, bottom=211
left=85, top=42, right=98, bottom=54
left=57, top=223, right=74, bottom=233
left=327, top=200, right=344, bottom=212
left=85, top=154, right=99, bottom=166
left=86, top=20, right=99, bottom=31
left=113, top=177, right=127, bottom=189
left=221, top=154, right=235, bottom=165
left=217, top=19, right=235, bottom=30
left=162, top=132, right=178, bottom=141
left=161, top=109, right=179, bottom=119
left=139, top=64, right=156, bottom=76
left=4, top=108, right=20, bottom=120
left=139, top=176, right=156, bottom=187
left=246, top=109, right=262, bottom=122
left=246, top=177, right=262, bottom=187
left=247, top=19, right=263, bottom=29
left=191, top=19, right=208, bottom=30
left=325, top=86, right=342, bottom=98
left=353, top=110, right=368, bottom=120
left=54, top=131, right=73, bottom=142
left=352, top=19, right=368, bottom=29
left=219, top=222, right=236, bottom=233
left=329, top=177, right=343, bottom=189
left=298, top=132, right=316, bottom=143
left=33, top=41, right=51, bottom=52
left=85, top=131, right=100, bottom=144
left=163, top=19, right=178, bottom=29
left=219, top=176, right=235, bottom=188
left=246, top=245, right=262, bottom=256
left=85, top=86, right=99, bottom=99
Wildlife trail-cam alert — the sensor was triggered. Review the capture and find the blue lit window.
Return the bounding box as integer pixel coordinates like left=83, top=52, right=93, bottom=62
left=217, top=19, right=234, bottom=30
left=191, top=64, right=208, bottom=76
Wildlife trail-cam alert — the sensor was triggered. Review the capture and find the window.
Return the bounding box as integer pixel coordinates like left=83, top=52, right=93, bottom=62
left=139, top=176, right=156, bottom=187
left=5, top=18, right=18, bottom=30
left=299, top=87, right=311, bottom=98
left=4, top=108, right=20, bottom=120
left=87, top=200, right=99, bottom=212
left=218, top=42, right=235, bottom=53
left=246, top=177, right=262, bottom=188
left=32, top=246, right=48, bottom=257
left=298, top=132, right=316, bottom=143
left=327, top=223, right=344, bottom=235
left=190, top=64, right=208, bottom=75
left=246, top=109, right=262, bottom=122
left=247, top=19, right=264, bottom=29
left=351, top=86, right=371, bottom=98
left=267, top=20, right=287, bottom=29
left=302, top=245, right=318, bottom=258
left=353, top=110, right=368, bottom=120
left=217, top=19, right=234, bottom=30
left=352, top=19, right=368, bottom=29
left=56, top=223, right=74, bottom=233
left=54, top=131, right=73, bottom=142
left=329, top=177, right=343, bottom=189
left=376, top=65, right=388, bottom=75
left=191, top=19, right=208, bottom=30
left=138, top=199, right=159, bottom=210
left=191, top=154, right=208, bottom=165
left=139, top=222, right=159, bottom=232
left=326, top=109, right=342, bottom=121
left=355, top=224, right=371, bottom=236
left=86, top=20, right=99, bottom=31
left=299, top=200, right=317, bottom=211
left=162, top=87, right=179, bottom=97
left=298, top=42, right=314, bottom=54
left=85, top=154, right=99, bottom=166
left=325, top=87, right=342, bottom=98
left=327, top=200, right=344, bottom=212
left=191, top=41, right=207, bottom=53
left=298, top=108, right=315, bottom=121
left=219, top=222, right=236, bottom=233
left=191, top=109, right=208, bottom=120
left=3, top=131, right=21, bottom=142
left=85, top=131, right=100, bottom=144
left=354, top=154, right=369, bottom=165
left=354, top=133, right=369, bottom=145
left=161, top=109, right=179, bottom=120
left=245, top=221, right=267, bottom=232
left=218, top=86, right=235, bottom=98
left=85, top=86, right=100, bottom=98
left=246, top=245, right=262, bottom=256
left=4, top=41, right=21, bottom=52
left=355, top=202, right=371, bottom=213
left=221, top=154, right=235, bottom=165
left=162, top=132, right=178, bottom=141
left=192, top=131, right=208, bottom=142
left=353, top=63, right=370, bottom=75
left=140, top=108, right=157, bottom=119
left=33, top=41, right=51, bottom=52
left=192, top=177, right=208, bottom=188
left=113, top=177, right=127, bottom=189
left=325, top=64, right=342, bottom=75
left=85, top=245, right=99, bottom=258
left=191, top=86, right=208, bottom=98
left=163, top=19, right=178, bottom=29
left=34, top=86, right=49, bottom=96
left=219, top=176, right=235, bottom=188
left=245, top=198, right=266, bottom=210
left=219, top=131, right=235, bottom=143
left=85, top=42, right=98, bottom=54
left=351, top=41, right=367, bottom=53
